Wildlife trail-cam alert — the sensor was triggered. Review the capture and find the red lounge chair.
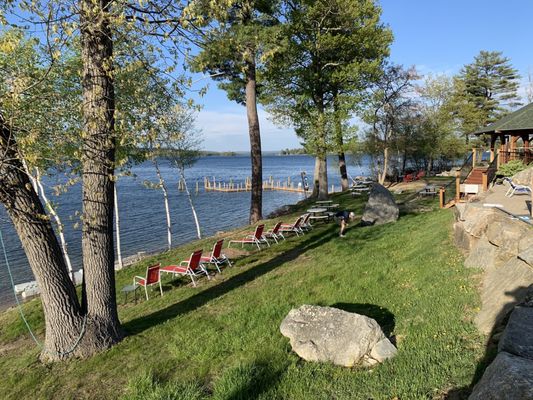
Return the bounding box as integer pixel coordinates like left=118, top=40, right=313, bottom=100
left=228, top=224, right=269, bottom=250
left=279, top=216, right=304, bottom=236
left=415, top=170, right=426, bottom=180
left=134, top=263, right=163, bottom=300
left=264, top=222, right=285, bottom=243
left=200, top=239, right=232, bottom=273
left=160, top=250, right=210, bottom=287
left=403, top=173, right=414, bottom=183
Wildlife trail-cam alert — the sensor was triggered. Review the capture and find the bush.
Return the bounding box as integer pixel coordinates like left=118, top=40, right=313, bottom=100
left=497, top=160, right=528, bottom=177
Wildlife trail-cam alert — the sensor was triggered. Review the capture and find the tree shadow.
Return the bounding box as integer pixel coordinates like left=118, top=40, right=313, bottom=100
left=442, top=285, right=533, bottom=399
left=123, top=228, right=339, bottom=335
left=212, top=358, right=287, bottom=400
left=330, top=302, right=395, bottom=338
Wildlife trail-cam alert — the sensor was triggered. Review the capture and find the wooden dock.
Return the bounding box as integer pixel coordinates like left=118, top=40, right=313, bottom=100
left=204, top=176, right=309, bottom=193
left=202, top=177, right=339, bottom=194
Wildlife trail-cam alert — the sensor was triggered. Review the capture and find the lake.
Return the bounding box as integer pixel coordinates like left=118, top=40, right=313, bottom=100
left=0, top=154, right=371, bottom=309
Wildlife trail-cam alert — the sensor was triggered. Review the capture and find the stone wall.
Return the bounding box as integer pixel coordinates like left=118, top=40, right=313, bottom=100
left=453, top=203, right=533, bottom=399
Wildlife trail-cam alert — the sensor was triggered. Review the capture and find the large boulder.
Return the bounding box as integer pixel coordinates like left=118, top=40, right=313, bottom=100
left=280, top=305, right=396, bottom=367
left=453, top=222, right=479, bottom=252
left=512, top=166, right=533, bottom=185
left=464, top=237, right=512, bottom=269
left=498, top=306, right=533, bottom=360
left=485, top=218, right=531, bottom=256
left=361, top=183, right=399, bottom=226
left=474, top=258, right=533, bottom=334
left=469, top=351, right=533, bottom=400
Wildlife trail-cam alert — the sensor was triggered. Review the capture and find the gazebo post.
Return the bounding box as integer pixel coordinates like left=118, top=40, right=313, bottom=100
left=489, top=134, right=496, bottom=163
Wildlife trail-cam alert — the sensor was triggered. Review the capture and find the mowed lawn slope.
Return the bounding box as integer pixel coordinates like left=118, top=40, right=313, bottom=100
left=0, top=192, right=484, bottom=399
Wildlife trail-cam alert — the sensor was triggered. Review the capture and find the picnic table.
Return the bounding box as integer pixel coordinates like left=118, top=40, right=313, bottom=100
left=307, top=207, right=332, bottom=223
left=419, top=185, right=438, bottom=197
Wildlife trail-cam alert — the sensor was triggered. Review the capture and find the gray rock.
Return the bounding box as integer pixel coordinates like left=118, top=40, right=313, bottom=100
left=460, top=205, right=505, bottom=238
left=369, top=338, right=397, bottom=362
left=512, top=166, right=533, bottom=185
left=486, top=218, right=531, bottom=255
left=519, top=231, right=533, bottom=253
left=280, top=305, right=395, bottom=367
left=454, top=222, right=479, bottom=252
left=498, top=306, right=533, bottom=360
left=464, top=236, right=514, bottom=269
left=361, top=183, right=399, bottom=226
left=469, top=352, right=533, bottom=400
left=475, top=258, right=533, bottom=334
left=519, top=245, right=533, bottom=267
left=453, top=202, right=467, bottom=221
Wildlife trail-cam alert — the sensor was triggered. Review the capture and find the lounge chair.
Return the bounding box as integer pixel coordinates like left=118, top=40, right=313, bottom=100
left=228, top=224, right=269, bottom=250
left=160, top=250, right=210, bottom=287
left=504, top=177, right=532, bottom=197
left=134, top=263, right=163, bottom=300
left=300, top=213, right=313, bottom=231
left=264, top=222, right=285, bottom=243
left=200, top=239, right=232, bottom=273
left=279, top=216, right=304, bottom=236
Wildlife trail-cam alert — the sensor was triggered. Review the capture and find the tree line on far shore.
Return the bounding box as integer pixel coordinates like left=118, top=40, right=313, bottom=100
left=0, top=0, right=525, bottom=362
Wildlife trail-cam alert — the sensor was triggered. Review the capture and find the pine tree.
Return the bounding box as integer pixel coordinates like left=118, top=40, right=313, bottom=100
left=458, top=50, right=521, bottom=126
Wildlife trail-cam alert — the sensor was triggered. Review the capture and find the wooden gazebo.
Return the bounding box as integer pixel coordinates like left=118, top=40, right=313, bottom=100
left=473, top=102, right=533, bottom=166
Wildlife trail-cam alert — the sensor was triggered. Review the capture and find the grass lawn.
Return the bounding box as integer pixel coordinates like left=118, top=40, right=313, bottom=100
left=0, top=188, right=485, bottom=399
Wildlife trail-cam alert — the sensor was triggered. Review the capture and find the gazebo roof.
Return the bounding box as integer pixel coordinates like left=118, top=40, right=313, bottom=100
left=473, top=102, right=533, bottom=135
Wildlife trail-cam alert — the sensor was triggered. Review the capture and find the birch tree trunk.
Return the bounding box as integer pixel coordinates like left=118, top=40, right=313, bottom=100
left=379, top=147, right=389, bottom=185
left=113, top=185, right=123, bottom=269
left=0, top=117, right=86, bottom=361
left=244, top=52, right=263, bottom=224
left=317, top=111, right=328, bottom=200
left=179, top=167, right=202, bottom=240
left=35, top=167, right=75, bottom=281
left=79, top=0, right=122, bottom=348
left=154, top=159, right=172, bottom=250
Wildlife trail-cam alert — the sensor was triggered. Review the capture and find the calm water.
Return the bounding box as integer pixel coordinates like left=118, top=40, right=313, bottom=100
left=0, top=154, right=370, bottom=309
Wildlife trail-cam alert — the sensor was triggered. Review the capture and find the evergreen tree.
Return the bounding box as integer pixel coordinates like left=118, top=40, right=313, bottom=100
left=457, top=50, right=521, bottom=127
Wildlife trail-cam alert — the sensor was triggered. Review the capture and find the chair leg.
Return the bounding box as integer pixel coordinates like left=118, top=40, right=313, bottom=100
left=145, top=286, right=149, bottom=301
left=159, top=281, right=163, bottom=297
left=189, top=272, right=196, bottom=287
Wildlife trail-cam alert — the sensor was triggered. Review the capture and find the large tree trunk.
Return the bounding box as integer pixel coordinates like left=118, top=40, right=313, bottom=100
left=79, top=0, right=122, bottom=348
left=316, top=109, right=328, bottom=200
left=312, top=156, right=320, bottom=198
left=317, top=154, right=328, bottom=200
left=0, top=118, right=85, bottom=361
left=244, top=55, right=262, bottom=224
left=333, top=98, right=349, bottom=191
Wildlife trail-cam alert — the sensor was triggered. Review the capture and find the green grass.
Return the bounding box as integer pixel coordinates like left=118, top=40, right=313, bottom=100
left=0, top=190, right=484, bottom=399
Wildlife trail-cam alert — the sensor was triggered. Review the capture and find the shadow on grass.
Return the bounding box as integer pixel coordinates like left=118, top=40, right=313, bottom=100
left=213, top=358, right=287, bottom=400
left=441, top=285, right=532, bottom=399
left=123, top=227, right=339, bottom=335
left=330, top=302, right=395, bottom=337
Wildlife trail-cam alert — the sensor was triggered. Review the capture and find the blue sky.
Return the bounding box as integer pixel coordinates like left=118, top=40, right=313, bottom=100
left=197, top=0, right=533, bottom=152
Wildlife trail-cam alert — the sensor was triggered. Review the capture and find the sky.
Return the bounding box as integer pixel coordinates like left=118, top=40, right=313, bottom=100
left=196, top=0, right=533, bottom=152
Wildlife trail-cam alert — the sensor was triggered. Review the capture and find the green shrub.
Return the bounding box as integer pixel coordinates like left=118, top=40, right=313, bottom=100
left=497, top=160, right=528, bottom=177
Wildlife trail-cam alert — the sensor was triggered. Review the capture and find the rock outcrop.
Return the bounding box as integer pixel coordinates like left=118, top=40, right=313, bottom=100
left=361, top=183, right=399, bottom=226
left=280, top=305, right=397, bottom=367
left=455, top=202, right=533, bottom=399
